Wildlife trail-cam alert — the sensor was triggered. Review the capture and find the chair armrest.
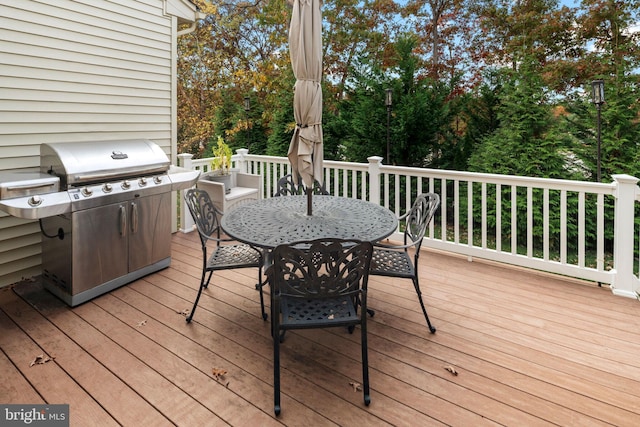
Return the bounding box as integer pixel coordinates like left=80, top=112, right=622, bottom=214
left=373, top=237, right=421, bottom=250
left=397, top=211, right=410, bottom=222
left=236, top=172, right=261, bottom=191
left=204, top=234, right=236, bottom=244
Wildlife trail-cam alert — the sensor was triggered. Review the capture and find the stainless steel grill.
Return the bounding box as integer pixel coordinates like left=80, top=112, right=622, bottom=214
left=0, top=139, right=199, bottom=306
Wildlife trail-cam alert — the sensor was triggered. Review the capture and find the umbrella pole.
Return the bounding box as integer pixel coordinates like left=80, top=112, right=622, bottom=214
left=306, top=187, right=312, bottom=216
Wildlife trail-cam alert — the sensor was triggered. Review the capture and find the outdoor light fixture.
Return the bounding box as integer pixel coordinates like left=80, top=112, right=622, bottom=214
left=591, top=80, right=605, bottom=106
left=244, top=96, right=251, bottom=112
left=385, top=88, right=392, bottom=164
left=591, top=80, right=605, bottom=182
left=385, top=88, right=393, bottom=107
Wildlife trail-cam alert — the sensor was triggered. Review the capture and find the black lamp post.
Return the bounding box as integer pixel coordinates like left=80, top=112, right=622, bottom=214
left=385, top=88, right=392, bottom=164
left=591, top=80, right=605, bottom=182
left=243, top=96, right=251, bottom=150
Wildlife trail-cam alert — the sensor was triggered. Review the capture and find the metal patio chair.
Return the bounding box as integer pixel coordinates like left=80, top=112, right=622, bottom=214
left=183, top=188, right=266, bottom=322
left=369, top=193, right=440, bottom=333
left=273, top=173, right=328, bottom=196
left=267, top=238, right=374, bottom=415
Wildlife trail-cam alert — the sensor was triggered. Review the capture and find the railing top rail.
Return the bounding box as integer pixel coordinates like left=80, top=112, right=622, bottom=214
left=323, top=160, right=369, bottom=171
left=245, top=154, right=288, bottom=163
left=192, top=152, right=620, bottom=195
left=379, top=164, right=617, bottom=194
left=243, top=155, right=370, bottom=172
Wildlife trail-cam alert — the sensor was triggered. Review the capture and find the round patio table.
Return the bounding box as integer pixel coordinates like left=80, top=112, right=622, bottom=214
left=220, top=195, right=398, bottom=248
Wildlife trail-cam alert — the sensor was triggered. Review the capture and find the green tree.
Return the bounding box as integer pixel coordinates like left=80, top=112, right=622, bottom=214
left=441, top=70, right=502, bottom=171
left=337, top=35, right=456, bottom=167
left=564, top=0, right=640, bottom=181
left=468, top=62, right=569, bottom=178
left=178, top=0, right=290, bottom=157
left=467, top=0, right=582, bottom=92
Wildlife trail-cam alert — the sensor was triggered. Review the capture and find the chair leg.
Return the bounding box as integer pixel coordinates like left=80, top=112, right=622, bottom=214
left=355, top=295, right=375, bottom=317
left=361, top=319, right=371, bottom=406
left=273, top=325, right=281, bottom=415
left=202, top=270, right=212, bottom=289
left=186, top=270, right=213, bottom=323
left=257, top=268, right=268, bottom=321
left=412, top=277, right=436, bottom=333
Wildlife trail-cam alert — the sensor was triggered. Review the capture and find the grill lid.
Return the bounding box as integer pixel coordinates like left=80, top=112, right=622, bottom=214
left=41, top=139, right=171, bottom=187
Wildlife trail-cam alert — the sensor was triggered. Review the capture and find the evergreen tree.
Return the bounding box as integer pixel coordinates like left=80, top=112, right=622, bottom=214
left=468, top=61, right=568, bottom=178
left=266, top=85, right=295, bottom=157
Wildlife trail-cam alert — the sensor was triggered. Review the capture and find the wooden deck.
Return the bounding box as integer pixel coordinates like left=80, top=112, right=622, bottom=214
left=2, top=231, right=640, bottom=426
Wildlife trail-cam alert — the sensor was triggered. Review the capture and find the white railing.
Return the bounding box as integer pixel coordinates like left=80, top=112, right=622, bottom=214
left=178, top=150, right=640, bottom=299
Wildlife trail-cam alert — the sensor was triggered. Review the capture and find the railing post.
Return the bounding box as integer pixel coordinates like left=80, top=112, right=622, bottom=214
left=177, top=153, right=195, bottom=233
left=236, top=148, right=249, bottom=174
left=367, top=156, right=383, bottom=205
left=611, top=174, right=640, bottom=298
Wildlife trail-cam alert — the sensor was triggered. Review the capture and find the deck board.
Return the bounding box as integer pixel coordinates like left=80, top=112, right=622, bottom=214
left=2, top=231, right=640, bottom=426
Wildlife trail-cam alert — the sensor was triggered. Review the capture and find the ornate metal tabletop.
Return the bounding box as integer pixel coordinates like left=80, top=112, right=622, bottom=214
left=220, top=195, right=398, bottom=248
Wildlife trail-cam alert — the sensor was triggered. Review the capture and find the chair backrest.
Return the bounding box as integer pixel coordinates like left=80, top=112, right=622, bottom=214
left=274, top=174, right=300, bottom=196
left=184, top=188, right=222, bottom=246
left=274, top=173, right=329, bottom=197
left=311, top=180, right=330, bottom=195
left=404, top=193, right=440, bottom=250
left=268, top=238, right=373, bottom=301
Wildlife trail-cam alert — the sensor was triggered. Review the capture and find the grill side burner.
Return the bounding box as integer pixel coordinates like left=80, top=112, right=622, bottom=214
left=0, top=139, right=199, bottom=306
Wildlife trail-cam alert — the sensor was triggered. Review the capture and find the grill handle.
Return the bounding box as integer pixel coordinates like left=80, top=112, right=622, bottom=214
left=6, top=182, right=57, bottom=191
left=71, top=165, right=168, bottom=184
left=131, top=202, right=139, bottom=234
left=119, top=205, right=126, bottom=236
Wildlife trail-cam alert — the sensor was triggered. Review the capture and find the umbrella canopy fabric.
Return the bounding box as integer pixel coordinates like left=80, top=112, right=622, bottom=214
left=287, top=0, right=323, bottom=189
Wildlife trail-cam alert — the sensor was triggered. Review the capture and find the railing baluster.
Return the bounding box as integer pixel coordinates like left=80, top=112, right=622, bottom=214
left=441, top=179, right=448, bottom=242
left=527, top=186, right=533, bottom=258
left=543, top=188, right=549, bottom=262
left=454, top=179, right=460, bottom=244
left=511, top=185, right=517, bottom=255
left=468, top=181, right=473, bottom=248
left=578, top=191, right=585, bottom=268
left=597, top=193, right=604, bottom=272
left=561, top=190, right=567, bottom=264
left=481, top=182, right=487, bottom=250
left=496, top=183, right=502, bottom=253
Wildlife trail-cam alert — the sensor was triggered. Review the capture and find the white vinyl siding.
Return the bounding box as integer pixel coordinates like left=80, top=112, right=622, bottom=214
left=0, top=0, right=194, bottom=287
left=0, top=0, right=173, bottom=150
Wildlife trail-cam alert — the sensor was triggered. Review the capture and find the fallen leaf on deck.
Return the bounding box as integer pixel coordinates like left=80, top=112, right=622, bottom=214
left=444, top=365, right=458, bottom=376
left=212, top=368, right=230, bottom=387
left=349, top=381, right=362, bottom=392
left=212, top=367, right=228, bottom=381
left=327, top=314, right=335, bottom=320
left=30, top=354, right=55, bottom=367
left=136, top=320, right=147, bottom=327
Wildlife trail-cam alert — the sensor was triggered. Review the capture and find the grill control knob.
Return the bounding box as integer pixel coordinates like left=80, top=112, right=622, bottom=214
left=28, top=195, right=42, bottom=207
left=139, top=177, right=147, bottom=187
left=81, top=187, right=93, bottom=197
left=153, top=176, right=163, bottom=185
left=121, top=180, right=131, bottom=190
left=103, top=183, right=113, bottom=193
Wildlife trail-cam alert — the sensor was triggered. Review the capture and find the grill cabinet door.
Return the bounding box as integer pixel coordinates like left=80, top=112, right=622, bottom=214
left=72, top=202, right=129, bottom=293
left=128, top=192, right=171, bottom=272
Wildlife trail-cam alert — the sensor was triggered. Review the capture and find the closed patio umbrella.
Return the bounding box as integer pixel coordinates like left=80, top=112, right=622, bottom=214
left=287, top=0, right=323, bottom=215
